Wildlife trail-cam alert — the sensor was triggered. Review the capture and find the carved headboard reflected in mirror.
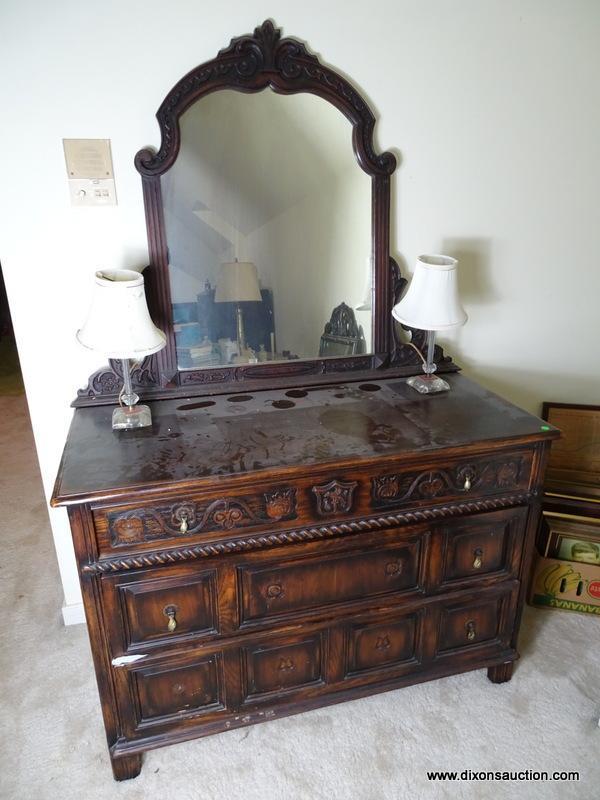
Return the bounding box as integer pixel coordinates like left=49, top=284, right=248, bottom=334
left=75, top=20, right=455, bottom=406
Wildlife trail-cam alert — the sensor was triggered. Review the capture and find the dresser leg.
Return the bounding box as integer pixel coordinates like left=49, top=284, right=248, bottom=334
left=487, top=661, right=514, bottom=684
left=111, top=753, right=142, bottom=781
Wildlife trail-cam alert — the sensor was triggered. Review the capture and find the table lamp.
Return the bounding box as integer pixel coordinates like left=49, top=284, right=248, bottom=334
left=77, top=269, right=166, bottom=429
left=214, top=259, right=262, bottom=354
left=392, top=254, right=467, bottom=394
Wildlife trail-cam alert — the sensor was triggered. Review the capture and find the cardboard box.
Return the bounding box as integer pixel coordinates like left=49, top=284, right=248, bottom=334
left=529, top=554, right=600, bottom=616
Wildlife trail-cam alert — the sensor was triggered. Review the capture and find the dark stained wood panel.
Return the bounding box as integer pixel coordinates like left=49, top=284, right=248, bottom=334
left=51, top=17, right=559, bottom=782
left=107, top=569, right=218, bottom=651
left=131, top=653, right=225, bottom=726
left=242, top=633, right=325, bottom=701
left=344, top=611, right=421, bottom=676
left=440, top=508, right=526, bottom=586
left=435, top=584, right=516, bottom=656
left=52, top=375, right=557, bottom=505
left=238, top=535, right=422, bottom=625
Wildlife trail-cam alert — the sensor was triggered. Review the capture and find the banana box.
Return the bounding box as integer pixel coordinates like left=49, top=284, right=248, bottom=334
left=529, top=555, right=600, bottom=615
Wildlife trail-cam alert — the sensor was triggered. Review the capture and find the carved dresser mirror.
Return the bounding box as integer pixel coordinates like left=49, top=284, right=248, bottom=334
left=53, top=20, right=557, bottom=781
left=76, top=19, right=454, bottom=406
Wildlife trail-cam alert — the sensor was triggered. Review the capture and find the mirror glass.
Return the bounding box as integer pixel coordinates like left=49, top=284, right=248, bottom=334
left=161, top=89, right=372, bottom=370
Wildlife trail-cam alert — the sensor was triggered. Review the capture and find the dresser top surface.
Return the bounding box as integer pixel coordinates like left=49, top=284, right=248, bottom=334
left=52, top=374, right=557, bottom=505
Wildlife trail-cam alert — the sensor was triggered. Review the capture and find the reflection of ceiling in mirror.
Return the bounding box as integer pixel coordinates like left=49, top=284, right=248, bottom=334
left=161, top=90, right=361, bottom=248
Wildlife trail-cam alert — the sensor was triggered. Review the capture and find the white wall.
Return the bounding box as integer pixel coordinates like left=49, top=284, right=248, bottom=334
left=1, top=0, right=598, bottom=622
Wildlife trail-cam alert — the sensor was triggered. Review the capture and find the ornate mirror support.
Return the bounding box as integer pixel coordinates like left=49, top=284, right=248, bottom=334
left=75, top=20, right=455, bottom=406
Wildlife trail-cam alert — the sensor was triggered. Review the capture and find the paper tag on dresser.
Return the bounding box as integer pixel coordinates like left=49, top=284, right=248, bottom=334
left=111, top=654, right=147, bottom=667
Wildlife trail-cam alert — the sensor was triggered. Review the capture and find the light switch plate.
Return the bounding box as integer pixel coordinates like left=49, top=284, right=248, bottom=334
left=69, top=178, right=117, bottom=207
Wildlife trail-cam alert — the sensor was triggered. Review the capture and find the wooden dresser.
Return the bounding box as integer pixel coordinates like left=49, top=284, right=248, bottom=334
left=51, top=375, right=558, bottom=779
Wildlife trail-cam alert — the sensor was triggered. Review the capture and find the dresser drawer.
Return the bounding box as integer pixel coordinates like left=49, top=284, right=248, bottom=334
left=434, top=583, right=517, bottom=658
left=91, top=447, right=533, bottom=563
left=439, top=508, right=527, bottom=588
left=115, top=650, right=227, bottom=737
left=92, top=482, right=299, bottom=555
left=342, top=606, right=426, bottom=682
left=102, top=567, right=219, bottom=653
left=236, top=532, right=426, bottom=626
left=241, top=632, right=326, bottom=703
left=371, top=449, right=533, bottom=511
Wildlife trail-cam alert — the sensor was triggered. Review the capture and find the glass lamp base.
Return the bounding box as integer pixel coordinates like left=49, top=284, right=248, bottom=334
left=407, top=374, right=451, bottom=394
left=112, top=404, right=152, bottom=430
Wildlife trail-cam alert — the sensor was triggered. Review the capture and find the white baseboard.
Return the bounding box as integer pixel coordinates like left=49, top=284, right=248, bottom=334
left=62, top=601, right=86, bottom=626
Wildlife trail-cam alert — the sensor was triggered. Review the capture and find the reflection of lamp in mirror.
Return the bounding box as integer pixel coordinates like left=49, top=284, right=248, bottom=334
left=392, top=254, right=467, bottom=394
left=77, top=269, right=166, bottom=429
left=214, top=259, right=262, bottom=355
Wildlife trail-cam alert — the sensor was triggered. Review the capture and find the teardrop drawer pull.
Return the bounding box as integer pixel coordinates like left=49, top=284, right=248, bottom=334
left=465, top=620, right=476, bottom=641
left=164, top=605, right=178, bottom=632
left=473, top=548, right=483, bottom=569
left=179, top=515, right=188, bottom=534
left=463, top=474, right=472, bottom=492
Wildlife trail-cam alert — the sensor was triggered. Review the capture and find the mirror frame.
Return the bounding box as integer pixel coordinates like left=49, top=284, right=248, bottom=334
left=75, top=20, right=455, bottom=406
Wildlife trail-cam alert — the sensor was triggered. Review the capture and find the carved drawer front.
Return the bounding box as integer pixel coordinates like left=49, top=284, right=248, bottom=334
left=440, top=508, right=526, bottom=587
left=238, top=536, right=423, bottom=625
left=344, top=608, right=425, bottom=680
left=241, top=633, right=325, bottom=703
left=95, top=484, right=298, bottom=552
left=123, top=651, right=226, bottom=735
left=105, top=569, right=218, bottom=652
left=435, top=584, right=516, bottom=657
left=371, top=449, right=533, bottom=511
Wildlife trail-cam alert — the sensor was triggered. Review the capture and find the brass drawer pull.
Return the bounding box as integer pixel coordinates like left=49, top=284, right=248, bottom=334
left=179, top=515, right=188, bottom=534
left=164, top=605, right=178, bottom=632
left=473, top=548, right=483, bottom=569
left=463, top=474, right=472, bottom=492
left=375, top=635, right=391, bottom=651
left=465, top=620, right=476, bottom=641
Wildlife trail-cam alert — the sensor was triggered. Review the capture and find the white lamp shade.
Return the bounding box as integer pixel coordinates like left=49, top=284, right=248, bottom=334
left=391, top=254, right=467, bottom=331
left=214, top=261, right=262, bottom=303
left=77, top=269, right=167, bottom=359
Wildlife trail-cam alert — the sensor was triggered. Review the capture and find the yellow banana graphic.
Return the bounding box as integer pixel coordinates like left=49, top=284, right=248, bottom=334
left=539, top=563, right=564, bottom=594
left=540, top=563, right=583, bottom=596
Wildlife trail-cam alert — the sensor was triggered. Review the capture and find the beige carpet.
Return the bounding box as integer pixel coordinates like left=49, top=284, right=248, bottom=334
left=1, top=393, right=599, bottom=800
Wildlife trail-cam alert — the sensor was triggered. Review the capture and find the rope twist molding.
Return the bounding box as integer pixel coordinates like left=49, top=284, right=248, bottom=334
left=82, top=493, right=531, bottom=574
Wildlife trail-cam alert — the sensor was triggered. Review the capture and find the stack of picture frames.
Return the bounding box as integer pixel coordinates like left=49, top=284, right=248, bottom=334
left=529, top=402, right=600, bottom=616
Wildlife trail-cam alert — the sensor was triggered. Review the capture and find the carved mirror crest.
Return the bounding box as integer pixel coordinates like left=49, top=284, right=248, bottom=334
left=76, top=20, right=453, bottom=406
